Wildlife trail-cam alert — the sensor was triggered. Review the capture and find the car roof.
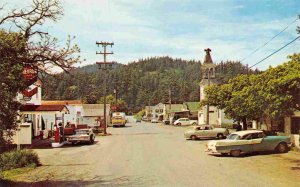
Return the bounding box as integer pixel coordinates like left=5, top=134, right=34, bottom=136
left=231, top=130, right=263, bottom=136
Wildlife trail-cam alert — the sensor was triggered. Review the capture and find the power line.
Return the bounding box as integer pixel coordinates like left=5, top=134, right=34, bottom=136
left=241, top=17, right=299, bottom=62
left=249, top=36, right=300, bottom=69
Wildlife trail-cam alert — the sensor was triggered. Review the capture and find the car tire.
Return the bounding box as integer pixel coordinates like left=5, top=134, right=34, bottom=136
left=276, top=142, right=288, bottom=153
left=89, top=135, right=95, bottom=145
left=191, top=135, right=197, bottom=140
left=221, top=153, right=228, bottom=156
left=177, top=123, right=181, bottom=126
left=230, top=150, right=241, bottom=157
left=217, top=133, right=225, bottom=139
left=192, top=122, right=196, bottom=126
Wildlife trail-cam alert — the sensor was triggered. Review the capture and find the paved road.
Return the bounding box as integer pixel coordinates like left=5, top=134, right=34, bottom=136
left=5, top=117, right=300, bottom=186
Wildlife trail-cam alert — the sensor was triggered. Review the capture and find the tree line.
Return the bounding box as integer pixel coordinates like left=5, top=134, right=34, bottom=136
left=42, top=57, right=257, bottom=113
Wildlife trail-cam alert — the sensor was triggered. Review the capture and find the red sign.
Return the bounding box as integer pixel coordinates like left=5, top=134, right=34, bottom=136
left=22, top=87, right=38, bottom=97
left=23, top=65, right=38, bottom=80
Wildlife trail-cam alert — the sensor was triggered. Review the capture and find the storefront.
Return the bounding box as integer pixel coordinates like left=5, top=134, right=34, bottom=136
left=20, top=105, right=69, bottom=139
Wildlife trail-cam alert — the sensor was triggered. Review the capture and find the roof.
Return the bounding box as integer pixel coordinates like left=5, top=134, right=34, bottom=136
left=232, top=130, right=263, bottom=137
left=42, top=100, right=82, bottom=105
left=184, top=102, right=200, bottom=112
left=20, top=105, right=68, bottom=112
left=82, top=104, right=110, bottom=117
left=154, top=103, right=165, bottom=108
left=166, top=104, right=184, bottom=113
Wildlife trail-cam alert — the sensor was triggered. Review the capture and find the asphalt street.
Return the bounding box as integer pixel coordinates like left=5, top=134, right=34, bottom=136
left=4, top=116, right=300, bottom=187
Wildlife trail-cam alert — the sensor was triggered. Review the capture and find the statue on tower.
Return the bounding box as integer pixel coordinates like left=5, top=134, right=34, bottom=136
left=204, top=48, right=213, bottom=64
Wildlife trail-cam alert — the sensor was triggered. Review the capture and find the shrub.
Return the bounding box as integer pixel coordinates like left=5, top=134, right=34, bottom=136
left=0, top=149, right=40, bottom=171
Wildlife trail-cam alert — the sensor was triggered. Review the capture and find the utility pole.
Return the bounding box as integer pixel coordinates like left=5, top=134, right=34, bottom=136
left=246, top=64, right=249, bottom=75
left=96, top=41, right=114, bottom=134
left=112, top=80, right=120, bottom=112
left=148, top=97, right=151, bottom=114
left=113, top=88, right=117, bottom=111
left=169, top=89, right=172, bottom=117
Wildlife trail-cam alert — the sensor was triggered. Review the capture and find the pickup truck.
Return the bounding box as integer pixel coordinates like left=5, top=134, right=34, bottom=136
left=184, top=125, right=229, bottom=140
left=173, top=118, right=197, bottom=126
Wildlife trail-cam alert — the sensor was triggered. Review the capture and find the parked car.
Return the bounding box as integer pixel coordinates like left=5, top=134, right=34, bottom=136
left=151, top=118, right=159, bottom=123
left=174, top=118, right=197, bottom=126
left=142, top=116, right=150, bottom=122
left=65, top=128, right=95, bottom=145
left=206, top=130, right=291, bottom=157
left=184, top=125, right=229, bottom=140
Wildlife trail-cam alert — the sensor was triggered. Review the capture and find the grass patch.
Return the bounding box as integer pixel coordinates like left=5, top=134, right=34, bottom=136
left=0, top=166, right=35, bottom=180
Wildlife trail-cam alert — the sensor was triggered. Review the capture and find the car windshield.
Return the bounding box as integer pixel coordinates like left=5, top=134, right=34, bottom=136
left=226, top=134, right=241, bottom=140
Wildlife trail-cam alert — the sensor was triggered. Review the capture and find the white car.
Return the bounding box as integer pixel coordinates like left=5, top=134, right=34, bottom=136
left=184, top=125, right=229, bottom=140
left=151, top=118, right=159, bottom=123
left=174, top=118, right=197, bottom=126
left=206, top=130, right=291, bottom=157
left=66, top=128, right=95, bottom=145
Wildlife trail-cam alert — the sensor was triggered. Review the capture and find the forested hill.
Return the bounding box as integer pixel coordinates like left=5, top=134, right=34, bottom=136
left=42, top=56, right=258, bottom=112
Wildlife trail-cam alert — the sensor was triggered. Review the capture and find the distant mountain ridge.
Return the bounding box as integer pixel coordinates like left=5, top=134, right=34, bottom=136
left=75, top=62, right=123, bottom=74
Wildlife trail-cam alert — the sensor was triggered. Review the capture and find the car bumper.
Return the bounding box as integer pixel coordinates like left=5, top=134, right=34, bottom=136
left=205, top=144, right=229, bottom=154
left=206, top=149, right=218, bottom=154
left=67, top=135, right=90, bottom=142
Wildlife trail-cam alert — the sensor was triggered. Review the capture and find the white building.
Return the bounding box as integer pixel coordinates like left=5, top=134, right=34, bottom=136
left=145, top=103, right=165, bottom=120
left=81, top=104, right=111, bottom=126
left=41, top=100, right=82, bottom=126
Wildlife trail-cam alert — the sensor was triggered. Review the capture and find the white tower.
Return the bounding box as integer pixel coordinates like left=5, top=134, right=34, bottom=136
left=199, top=48, right=217, bottom=125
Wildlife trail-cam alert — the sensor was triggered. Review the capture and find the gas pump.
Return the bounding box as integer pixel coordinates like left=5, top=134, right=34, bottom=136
left=54, top=124, right=60, bottom=142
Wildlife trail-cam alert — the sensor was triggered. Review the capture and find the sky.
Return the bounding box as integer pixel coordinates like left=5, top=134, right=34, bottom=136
left=2, top=0, right=300, bottom=71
